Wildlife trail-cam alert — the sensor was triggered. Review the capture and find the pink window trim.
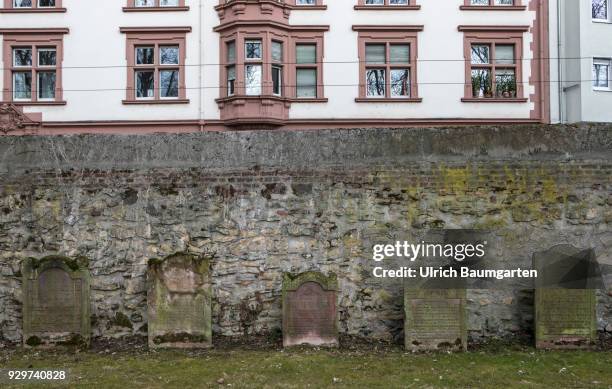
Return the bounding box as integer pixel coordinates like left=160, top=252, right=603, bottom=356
left=120, top=27, right=191, bottom=104
left=458, top=26, right=529, bottom=102
left=287, top=0, right=326, bottom=9
left=1, top=28, right=68, bottom=105
left=353, top=25, right=423, bottom=101
left=1, top=0, right=65, bottom=12
left=217, top=26, right=327, bottom=100
left=355, top=0, right=420, bottom=10
left=460, top=0, right=526, bottom=10
left=123, top=0, right=188, bottom=12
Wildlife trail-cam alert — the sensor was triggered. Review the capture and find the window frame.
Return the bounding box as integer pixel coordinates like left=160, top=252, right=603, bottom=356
left=592, top=0, right=611, bottom=22
left=459, top=26, right=529, bottom=103
left=592, top=58, right=612, bottom=91
left=218, top=28, right=326, bottom=101
left=1, top=29, right=67, bottom=105
left=289, top=0, right=326, bottom=8
left=354, top=26, right=422, bottom=102
left=460, top=0, right=526, bottom=11
left=123, top=0, right=188, bottom=12
left=1, top=0, right=65, bottom=12
left=355, top=0, right=420, bottom=10
left=120, top=27, right=190, bottom=104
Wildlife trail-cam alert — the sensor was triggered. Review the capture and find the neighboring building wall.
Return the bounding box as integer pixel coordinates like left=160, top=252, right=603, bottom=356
left=551, top=0, right=612, bottom=123
left=1, top=0, right=550, bottom=132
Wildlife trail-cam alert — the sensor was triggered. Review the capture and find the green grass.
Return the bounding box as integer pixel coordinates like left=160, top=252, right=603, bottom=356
left=1, top=347, right=611, bottom=389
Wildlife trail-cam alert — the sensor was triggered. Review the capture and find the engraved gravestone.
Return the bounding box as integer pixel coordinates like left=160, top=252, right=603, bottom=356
left=147, top=253, right=212, bottom=349
left=22, top=256, right=90, bottom=347
left=282, top=272, right=338, bottom=347
left=534, top=245, right=598, bottom=349
left=404, top=289, right=467, bottom=351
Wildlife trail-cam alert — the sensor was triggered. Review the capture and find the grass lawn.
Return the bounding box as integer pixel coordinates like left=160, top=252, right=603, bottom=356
left=1, top=346, right=611, bottom=389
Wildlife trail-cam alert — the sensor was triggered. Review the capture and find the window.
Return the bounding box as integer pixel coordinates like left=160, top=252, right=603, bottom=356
left=364, top=43, right=411, bottom=98
left=355, top=0, right=419, bottom=9
left=2, top=29, right=67, bottom=104
left=354, top=26, right=421, bottom=101
left=120, top=27, right=190, bottom=104
left=13, top=0, right=54, bottom=7
left=468, top=0, right=515, bottom=5
left=593, top=58, right=611, bottom=90
left=291, top=0, right=325, bottom=7
left=593, top=0, right=609, bottom=21
left=459, top=26, right=527, bottom=102
left=124, top=0, right=187, bottom=11
left=218, top=31, right=325, bottom=100
left=460, top=0, right=525, bottom=10
left=272, top=41, right=283, bottom=96
left=362, top=0, right=409, bottom=5
left=3, top=0, right=64, bottom=11
left=226, top=41, right=236, bottom=96
left=296, top=44, right=317, bottom=98
left=469, top=43, right=518, bottom=98
left=12, top=46, right=58, bottom=101
left=245, top=39, right=262, bottom=95
left=134, top=45, right=180, bottom=99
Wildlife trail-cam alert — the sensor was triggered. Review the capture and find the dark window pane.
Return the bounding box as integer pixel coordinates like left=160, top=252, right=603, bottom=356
left=136, top=71, right=154, bottom=98
left=593, top=0, right=608, bottom=19
left=160, top=46, right=179, bottom=65
left=38, top=49, right=57, bottom=66
left=160, top=70, right=179, bottom=98
left=13, top=48, right=32, bottom=67
left=38, top=71, right=56, bottom=99
left=471, top=69, right=492, bottom=98
left=272, top=66, right=282, bottom=95
left=136, top=47, right=154, bottom=65
left=471, top=45, right=490, bottom=64
left=245, top=41, right=262, bottom=60
left=13, top=72, right=32, bottom=100
left=227, top=41, right=236, bottom=63
left=38, top=0, right=56, bottom=6
left=366, top=68, right=385, bottom=97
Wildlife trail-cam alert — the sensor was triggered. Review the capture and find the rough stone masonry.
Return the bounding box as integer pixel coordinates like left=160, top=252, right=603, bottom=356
left=0, top=125, right=610, bottom=346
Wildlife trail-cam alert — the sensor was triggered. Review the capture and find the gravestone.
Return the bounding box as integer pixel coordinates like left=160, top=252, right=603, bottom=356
left=533, top=245, right=598, bottom=349
left=404, top=289, right=467, bottom=351
left=147, top=253, right=212, bottom=349
left=282, top=271, right=338, bottom=347
left=22, top=256, right=90, bottom=347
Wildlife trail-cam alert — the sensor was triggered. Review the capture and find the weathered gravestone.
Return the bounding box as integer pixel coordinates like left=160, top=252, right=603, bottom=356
left=22, top=256, right=90, bottom=347
left=534, top=245, right=598, bottom=349
left=147, top=253, right=212, bottom=349
left=282, top=271, right=338, bottom=347
left=404, top=289, right=467, bottom=351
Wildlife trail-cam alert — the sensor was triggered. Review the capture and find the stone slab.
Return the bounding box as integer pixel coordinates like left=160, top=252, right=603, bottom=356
left=282, top=271, right=338, bottom=347
left=404, top=289, right=467, bottom=351
left=533, top=245, right=598, bottom=349
left=22, top=256, right=90, bottom=347
left=147, top=253, right=212, bottom=349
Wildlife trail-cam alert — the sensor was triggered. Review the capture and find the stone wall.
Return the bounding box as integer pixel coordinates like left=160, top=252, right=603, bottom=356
left=0, top=125, right=610, bottom=345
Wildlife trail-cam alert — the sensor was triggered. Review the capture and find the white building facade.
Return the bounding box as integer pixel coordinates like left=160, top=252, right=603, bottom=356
left=0, top=0, right=551, bottom=133
left=550, top=0, right=612, bottom=123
